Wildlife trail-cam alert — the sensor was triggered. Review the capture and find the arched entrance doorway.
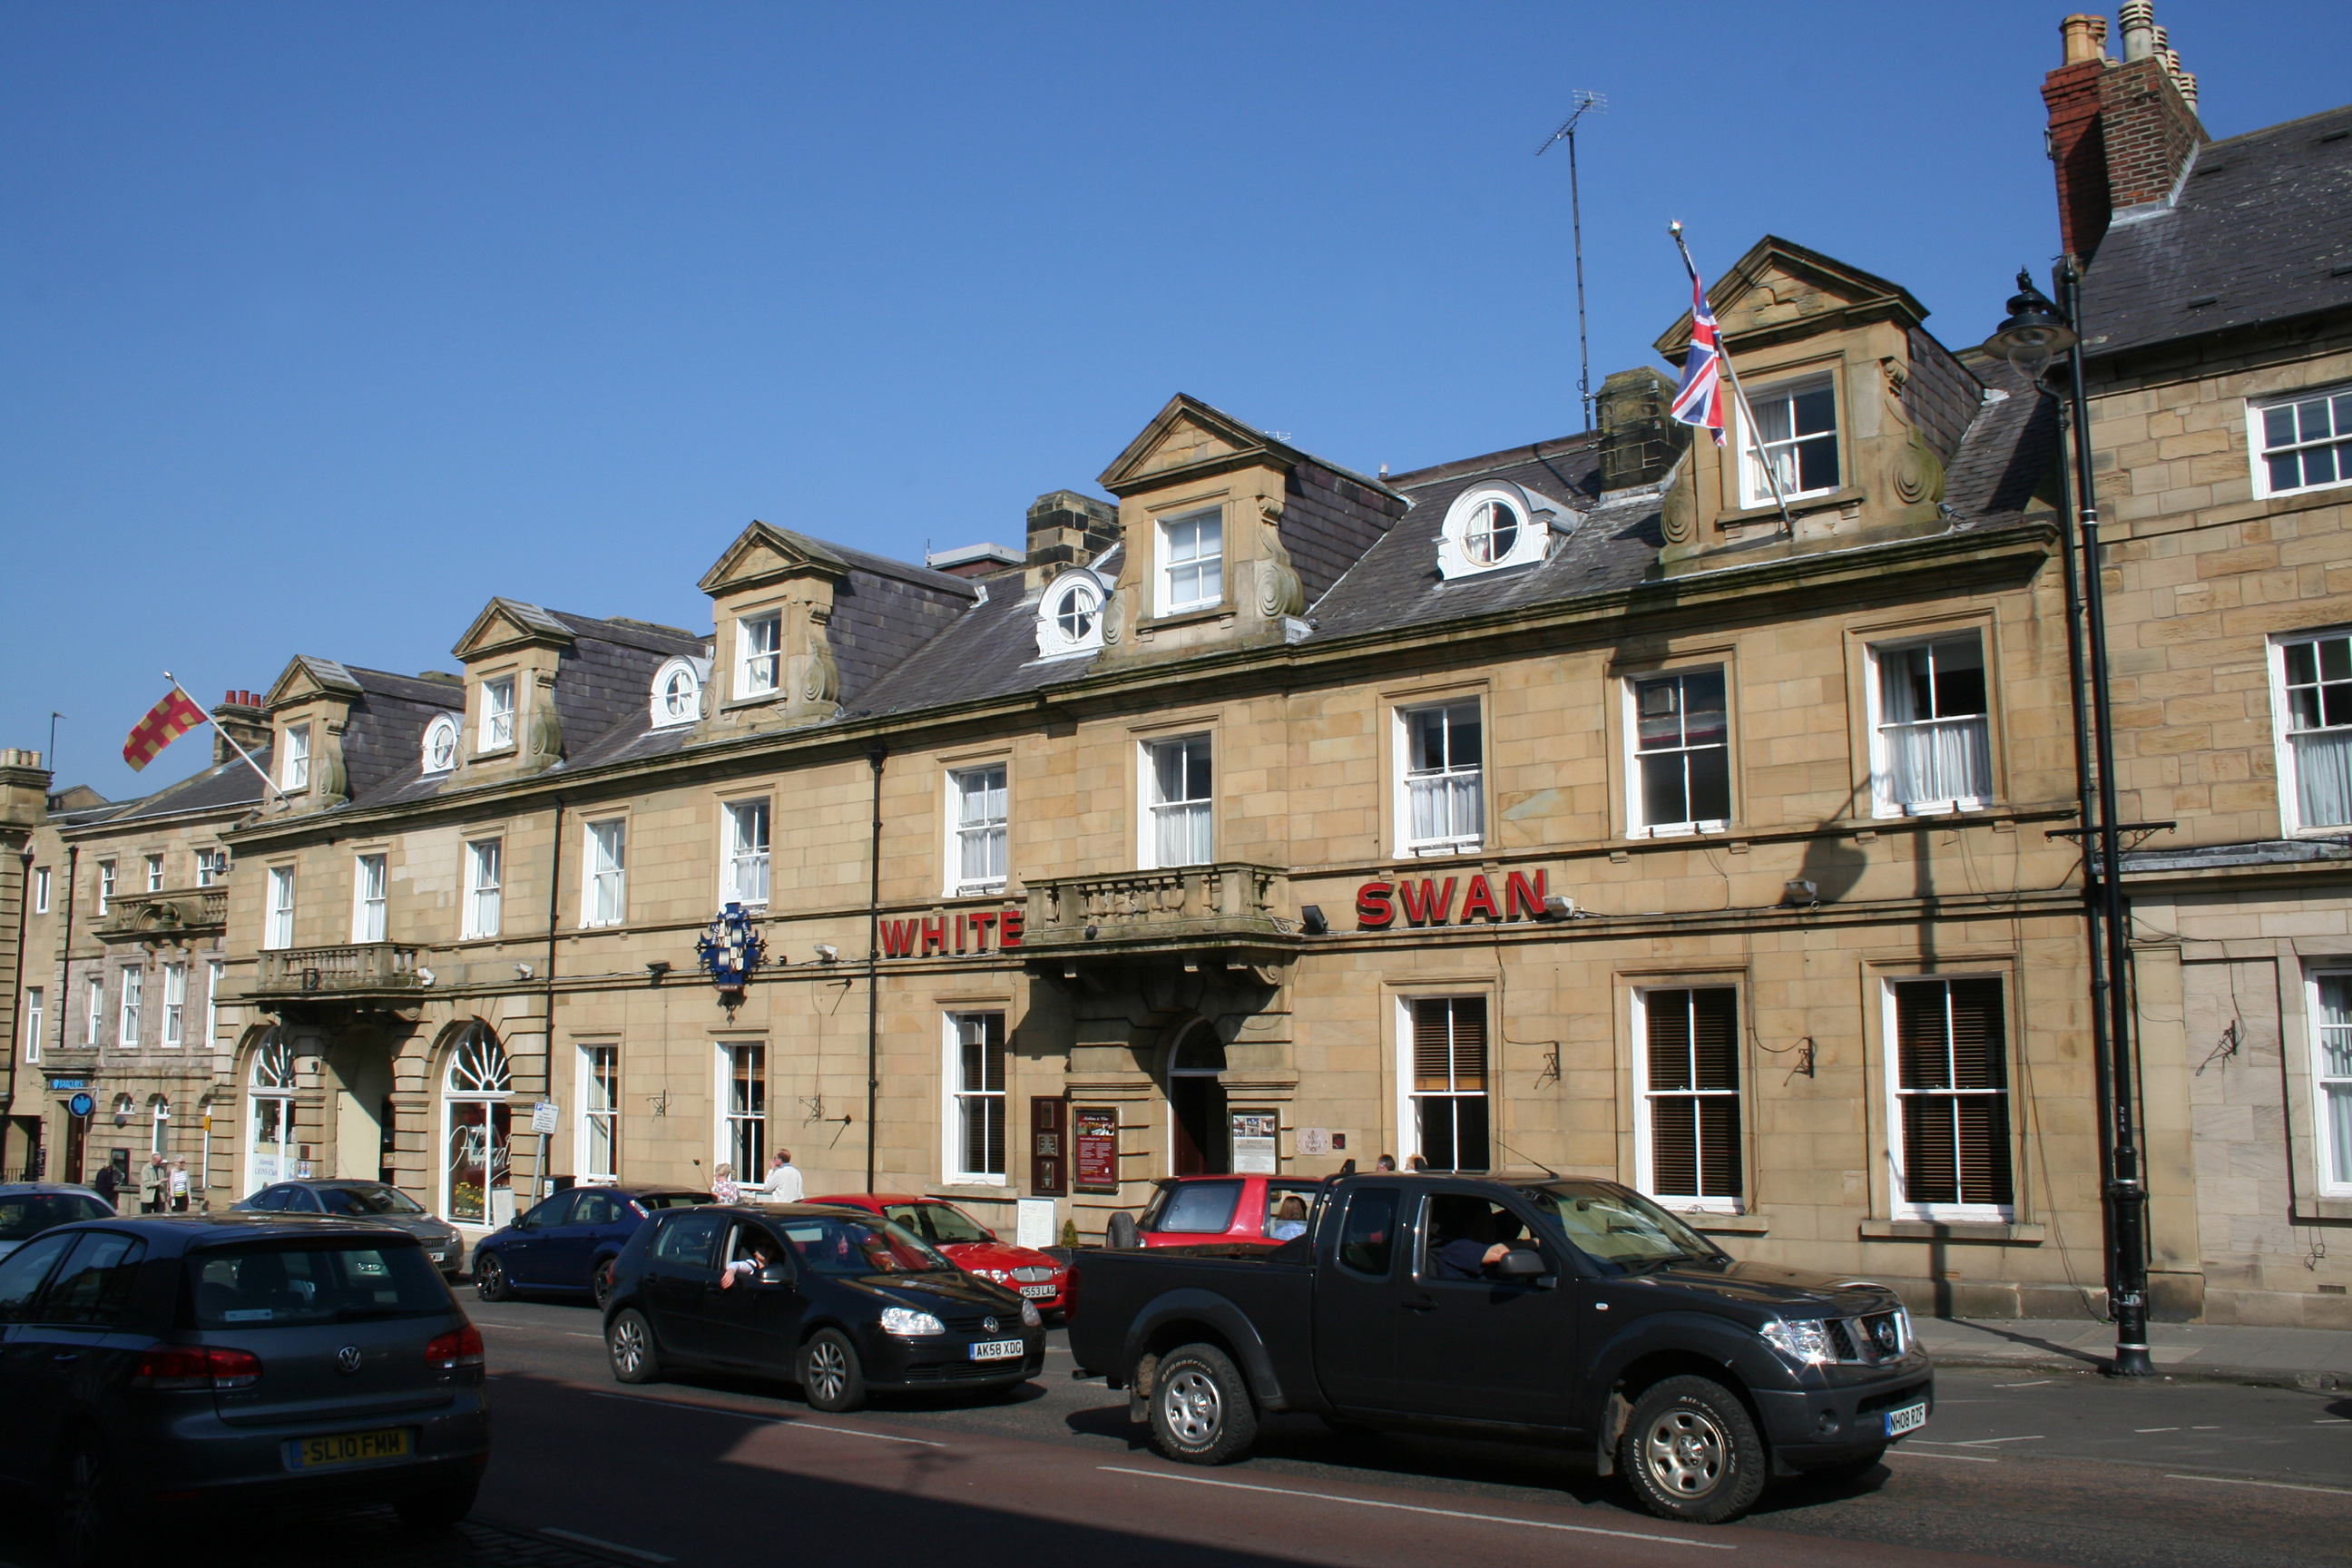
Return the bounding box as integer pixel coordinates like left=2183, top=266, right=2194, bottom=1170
left=441, top=1024, right=513, bottom=1227
left=246, top=1031, right=297, bottom=1191
left=1167, top=1021, right=1229, bottom=1176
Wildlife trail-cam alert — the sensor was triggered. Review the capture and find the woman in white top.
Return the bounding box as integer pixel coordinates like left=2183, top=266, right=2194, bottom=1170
left=711, top=1163, right=740, bottom=1203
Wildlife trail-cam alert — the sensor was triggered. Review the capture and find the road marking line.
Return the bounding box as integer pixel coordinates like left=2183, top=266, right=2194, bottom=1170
left=1953, top=1436, right=2044, bottom=1446
left=2315, top=1419, right=2352, bottom=1426
left=788, top=1421, right=947, bottom=1448
left=473, top=1321, right=603, bottom=1339
left=1886, top=1449, right=1997, bottom=1464
left=1094, top=1465, right=1733, bottom=1549
left=2135, top=1427, right=2180, bottom=1434
left=540, top=1526, right=675, bottom=1563
left=1992, top=1379, right=2055, bottom=1388
left=585, top=1390, right=946, bottom=1446
left=2167, top=1474, right=2352, bottom=1497
left=2190, top=1425, right=2221, bottom=1430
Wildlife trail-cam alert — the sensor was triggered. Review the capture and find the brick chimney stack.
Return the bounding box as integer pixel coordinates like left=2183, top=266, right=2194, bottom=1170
left=211, top=690, right=270, bottom=768
left=1024, top=490, right=1120, bottom=590
left=2041, top=5, right=2206, bottom=264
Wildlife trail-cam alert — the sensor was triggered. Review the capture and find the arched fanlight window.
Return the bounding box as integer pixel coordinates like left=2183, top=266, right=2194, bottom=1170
left=443, top=1023, right=513, bottom=1224
left=1036, top=570, right=1109, bottom=661
left=650, top=655, right=712, bottom=729
left=1436, top=481, right=1573, bottom=581
left=446, top=1024, right=513, bottom=1094
left=421, top=714, right=459, bottom=775
left=251, top=1030, right=297, bottom=1089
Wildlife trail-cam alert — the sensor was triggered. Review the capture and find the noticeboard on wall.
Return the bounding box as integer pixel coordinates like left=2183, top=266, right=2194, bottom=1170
left=1073, top=1106, right=1121, bottom=1192
left=1230, top=1109, right=1279, bottom=1174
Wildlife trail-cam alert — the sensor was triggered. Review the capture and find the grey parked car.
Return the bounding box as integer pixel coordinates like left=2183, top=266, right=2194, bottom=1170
left=0, top=1183, right=115, bottom=1262
left=236, top=1181, right=466, bottom=1277
left=0, top=1211, right=490, bottom=1563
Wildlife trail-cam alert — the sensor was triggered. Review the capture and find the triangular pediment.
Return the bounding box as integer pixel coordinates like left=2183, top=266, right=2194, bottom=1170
left=696, top=521, right=851, bottom=597
left=1096, top=394, right=1297, bottom=496
left=1654, top=235, right=1928, bottom=360
left=264, top=655, right=362, bottom=708
left=451, top=597, right=579, bottom=662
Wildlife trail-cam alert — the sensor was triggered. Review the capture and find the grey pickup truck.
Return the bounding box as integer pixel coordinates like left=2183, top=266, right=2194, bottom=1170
left=1067, top=1172, right=1933, bottom=1524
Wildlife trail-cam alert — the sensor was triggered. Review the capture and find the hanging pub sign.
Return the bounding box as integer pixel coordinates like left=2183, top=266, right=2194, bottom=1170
left=877, top=906, right=1025, bottom=959
left=696, top=902, right=766, bottom=991
left=1073, top=1106, right=1121, bottom=1193
left=1355, top=868, right=1550, bottom=929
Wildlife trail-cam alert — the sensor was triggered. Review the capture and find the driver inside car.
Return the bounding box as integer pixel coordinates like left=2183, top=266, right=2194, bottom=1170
left=1429, top=1198, right=1515, bottom=1279
left=720, top=1230, right=779, bottom=1289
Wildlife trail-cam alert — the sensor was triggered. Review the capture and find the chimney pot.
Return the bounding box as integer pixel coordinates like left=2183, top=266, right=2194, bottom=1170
left=2120, top=0, right=2156, bottom=62
left=2059, top=13, right=2106, bottom=64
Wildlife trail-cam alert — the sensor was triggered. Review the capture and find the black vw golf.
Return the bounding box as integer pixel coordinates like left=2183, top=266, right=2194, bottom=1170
left=602, top=1202, right=1044, bottom=1410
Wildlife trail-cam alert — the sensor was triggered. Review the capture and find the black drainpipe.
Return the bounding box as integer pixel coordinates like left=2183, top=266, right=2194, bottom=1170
left=542, top=797, right=564, bottom=1202
left=5, top=848, right=31, bottom=1148
left=54, top=844, right=79, bottom=1182
left=865, top=747, right=886, bottom=1191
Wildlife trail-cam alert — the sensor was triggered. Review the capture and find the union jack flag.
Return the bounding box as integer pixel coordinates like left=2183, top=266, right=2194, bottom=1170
left=1670, top=271, right=1726, bottom=446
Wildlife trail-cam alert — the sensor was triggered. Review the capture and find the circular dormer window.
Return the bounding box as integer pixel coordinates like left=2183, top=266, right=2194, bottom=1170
left=1436, top=480, right=1572, bottom=581
left=1057, top=583, right=1100, bottom=642
left=649, top=654, right=711, bottom=729
left=1463, top=499, right=1520, bottom=564
left=1036, top=570, right=1109, bottom=661
left=422, top=715, right=458, bottom=775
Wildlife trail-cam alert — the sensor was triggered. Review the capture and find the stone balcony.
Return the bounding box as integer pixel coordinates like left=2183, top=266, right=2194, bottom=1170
left=96, top=887, right=229, bottom=941
left=1021, top=862, right=1297, bottom=978
left=252, top=942, right=428, bottom=1003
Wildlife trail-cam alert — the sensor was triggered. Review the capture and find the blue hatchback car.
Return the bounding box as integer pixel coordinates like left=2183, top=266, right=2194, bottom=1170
left=472, top=1185, right=711, bottom=1306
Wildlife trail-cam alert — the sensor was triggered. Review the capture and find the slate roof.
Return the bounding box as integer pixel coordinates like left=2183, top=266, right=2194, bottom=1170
left=2082, top=103, right=2352, bottom=361
left=105, top=749, right=276, bottom=823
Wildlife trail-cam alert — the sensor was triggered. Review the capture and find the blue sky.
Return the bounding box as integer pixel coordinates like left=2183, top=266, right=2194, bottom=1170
left=4, top=1, right=2341, bottom=801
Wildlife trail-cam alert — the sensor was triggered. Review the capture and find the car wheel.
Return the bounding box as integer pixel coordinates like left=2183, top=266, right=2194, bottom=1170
left=592, top=1258, right=616, bottom=1308
left=1105, top=1210, right=1142, bottom=1250
left=1805, top=1446, right=1888, bottom=1486
left=475, top=1252, right=512, bottom=1302
left=1148, top=1342, right=1258, bottom=1465
left=799, top=1328, right=867, bottom=1413
left=395, top=1477, right=480, bottom=1530
left=54, top=1432, right=134, bottom=1565
left=1618, top=1376, right=1768, bottom=1524
left=608, top=1308, right=662, bottom=1385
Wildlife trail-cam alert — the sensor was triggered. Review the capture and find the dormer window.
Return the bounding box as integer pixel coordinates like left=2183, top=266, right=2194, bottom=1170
left=480, top=677, right=515, bottom=753
left=737, top=612, right=782, bottom=699
left=1436, top=482, right=1563, bottom=580
left=421, top=714, right=458, bottom=775
left=1035, top=571, right=1107, bottom=660
left=282, top=723, right=311, bottom=790
left=651, top=655, right=710, bottom=728
left=1157, top=508, right=1223, bottom=616
left=1740, top=374, right=1839, bottom=505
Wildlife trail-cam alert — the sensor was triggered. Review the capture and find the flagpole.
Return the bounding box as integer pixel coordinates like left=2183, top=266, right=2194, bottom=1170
left=162, top=672, right=286, bottom=806
left=1671, top=223, right=1796, bottom=534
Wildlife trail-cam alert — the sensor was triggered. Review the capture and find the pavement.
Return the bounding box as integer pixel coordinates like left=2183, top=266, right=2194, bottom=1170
left=1916, top=1316, right=2352, bottom=1388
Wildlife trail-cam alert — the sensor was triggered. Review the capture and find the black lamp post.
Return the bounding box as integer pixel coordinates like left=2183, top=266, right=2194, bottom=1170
left=1982, top=264, right=2155, bottom=1378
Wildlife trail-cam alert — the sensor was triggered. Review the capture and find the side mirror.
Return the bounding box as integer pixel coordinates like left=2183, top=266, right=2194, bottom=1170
left=1497, top=1249, right=1549, bottom=1281
left=984, top=1229, right=997, bottom=1241
left=758, top=1264, right=789, bottom=1287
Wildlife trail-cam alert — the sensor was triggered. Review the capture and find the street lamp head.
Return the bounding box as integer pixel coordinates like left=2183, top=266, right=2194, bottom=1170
left=1981, top=267, right=2077, bottom=386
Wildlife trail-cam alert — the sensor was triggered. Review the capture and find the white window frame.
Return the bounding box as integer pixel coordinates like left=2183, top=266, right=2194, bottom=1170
left=721, top=800, right=770, bottom=907
left=1035, top=571, right=1107, bottom=660
left=2269, top=628, right=2352, bottom=835
left=1141, top=734, right=1213, bottom=869
left=118, top=965, right=142, bottom=1048
left=205, top=961, right=223, bottom=1048
left=650, top=655, right=709, bottom=728
left=1435, top=482, right=1559, bottom=580
left=464, top=839, right=503, bottom=939
left=1738, top=371, right=1841, bottom=506
left=735, top=612, right=782, bottom=701
left=715, top=1041, right=767, bottom=1177
left=421, top=714, right=459, bottom=775
left=85, top=974, right=103, bottom=1046
left=283, top=723, right=312, bottom=790
left=1631, top=985, right=1745, bottom=1214
left=944, top=1012, right=1008, bottom=1185
left=161, top=963, right=186, bottom=1049
left=479, top=677, right=515, bottom=753
left=352, top=853, right=387, bottom=944
left=97, top=861, right=115, bottom=916
left=151, top=1096, right=169, bottom=1157
left=583, top=819, right=627, bottom=927
left=2248, top=383, right=2352, bottom=501
left=145, top=854, right=164, bottom=894
left=33, top=866, right=49, bottom=914
left=1155, top=507, right=1223, bottom=617
left=2308, top=969, right=2352, bottom=1198
left=266, top=866, right=295, bottom=950
left=946, top=765, right=1008, bottom=896
left=1625, top=668, right=1732, bottom=837
left=1393, top=994, right=1492, bottom=1173
left=1881, top=974, right=2015, bottom=1223
left=194, top=848, right=222, bottom=887
left=578, top=1042, right=621, bottom=1182
left=1866, top=632, right=1994, bottom=818
left=21, top=986, right=43, bottom=1064
left=1395, top=700, right=1485, bottom=856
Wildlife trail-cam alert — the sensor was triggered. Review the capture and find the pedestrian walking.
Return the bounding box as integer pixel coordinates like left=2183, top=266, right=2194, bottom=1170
left=170, top=1158, right=191, bottom=1212
left=92, top=1161, right=121, bottom=1212
left=139, top=1153, right=167, bottom=1213
left=711, top=1163, right=740, bottom=1203
left=765, top=1148, right=804, bottom=1202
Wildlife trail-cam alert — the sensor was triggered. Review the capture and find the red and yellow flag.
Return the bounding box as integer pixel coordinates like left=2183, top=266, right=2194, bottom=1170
left=122, top=690, right=207, bottom=772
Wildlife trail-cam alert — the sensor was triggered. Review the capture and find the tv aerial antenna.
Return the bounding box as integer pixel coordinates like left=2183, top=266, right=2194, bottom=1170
left=1536, top=90, right=1607, bottom=432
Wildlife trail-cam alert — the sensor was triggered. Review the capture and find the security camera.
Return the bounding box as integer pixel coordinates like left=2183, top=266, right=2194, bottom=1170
left=514, top=962, right=534, bottom=979
left=814, top=944, right=839, bottom=963
left=416, top=966, right=436, bottom=986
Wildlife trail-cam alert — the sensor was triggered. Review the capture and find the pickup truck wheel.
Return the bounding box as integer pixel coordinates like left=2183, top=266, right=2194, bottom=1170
left=1106, top=1211, right=1142, bottom=1250
left=1618, top=1376, right=1767, bottom=1524
left=1149, top=1342, right=1257, bottom=1465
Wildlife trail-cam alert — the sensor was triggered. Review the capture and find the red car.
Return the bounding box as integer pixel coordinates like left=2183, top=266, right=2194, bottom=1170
left=811, top=1193, right=1070, bottom=1313
left=1132, top=1174, right=1329, bottom=1248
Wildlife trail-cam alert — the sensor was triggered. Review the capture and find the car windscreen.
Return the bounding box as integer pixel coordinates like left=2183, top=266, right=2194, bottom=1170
left=0, top=1192, right=114, bottom=1240
left=630, top=1193, right=714, bottom=1212
left=183, top=1240, right=454, bottom=1328
left=885, top=1202, right=989, bottom=1244
left=317, top=1185, right=426, bottom=1218
left=1151, top=1181, right=1242, bottom=1234
left=1525, top=1183, right=1724, bottom=1272
left=775, top=1213, right=952, bottom=1277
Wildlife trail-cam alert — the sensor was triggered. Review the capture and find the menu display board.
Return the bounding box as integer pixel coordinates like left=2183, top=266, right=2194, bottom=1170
left=1074, top=1106, right=1121, bottom=1192
left=1230, top=1110, right=1279, bottom=1174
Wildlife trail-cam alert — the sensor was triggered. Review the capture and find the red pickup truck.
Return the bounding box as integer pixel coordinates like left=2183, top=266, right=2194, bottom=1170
left=1127, top=1174, right=1329, bottom=1248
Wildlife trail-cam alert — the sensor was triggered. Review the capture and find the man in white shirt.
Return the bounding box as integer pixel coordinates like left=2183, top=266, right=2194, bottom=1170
left=765, top=1148, right=805, bottom=1202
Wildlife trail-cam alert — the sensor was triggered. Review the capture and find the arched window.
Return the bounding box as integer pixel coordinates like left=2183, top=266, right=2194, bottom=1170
left=1166, top=1020, right=1230, bottom=1177
left=443, top=1024, right=513, bottom=1226
left=247, top=1029, right=299, bottom=1190
left=1035, top=570, right=1109, bottom=661
left=1436, top=481, right=1571, bottom=580
left=650, top=655, right=711, bottom=729
left=421, top=714, right=459, bottom=775
left=150, top=1095, right=170, bottom=1158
